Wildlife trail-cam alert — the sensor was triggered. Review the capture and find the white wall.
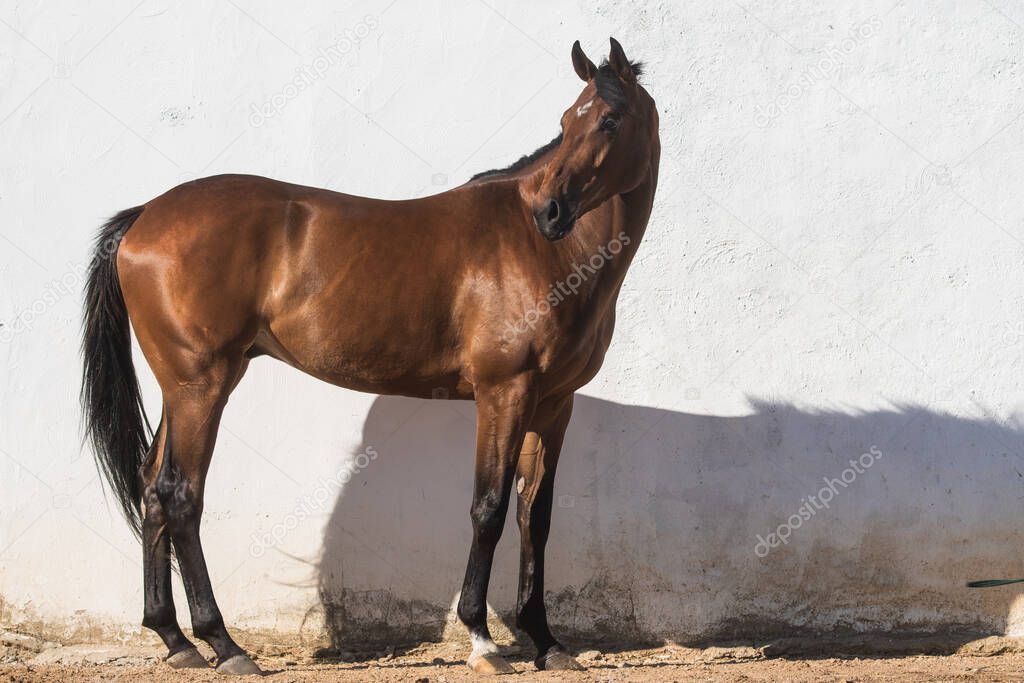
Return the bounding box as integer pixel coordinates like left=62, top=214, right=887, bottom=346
left=2, top=0, right=1024, bottom=646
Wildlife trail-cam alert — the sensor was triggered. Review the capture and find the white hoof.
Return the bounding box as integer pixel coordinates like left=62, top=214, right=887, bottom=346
left=467, top=651, right=514, bottom=675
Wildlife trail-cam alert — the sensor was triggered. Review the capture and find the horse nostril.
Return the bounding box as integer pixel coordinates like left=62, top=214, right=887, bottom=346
left=546, top=200, right=560, bottom=222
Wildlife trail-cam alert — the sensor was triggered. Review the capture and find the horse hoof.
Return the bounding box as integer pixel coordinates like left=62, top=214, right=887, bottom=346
left=216, top=654, right=263, bottom=676
left=467, top=652, right=514, bottom=675
left=536, top=648, right=584, bottom=671
left=166, top=647, right=209, bottom=669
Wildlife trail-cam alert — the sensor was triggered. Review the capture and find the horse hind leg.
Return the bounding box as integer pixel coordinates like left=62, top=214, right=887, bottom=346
left=154, top=356, right=261, bottom=675
left=140, top=421, right=207, bottom=669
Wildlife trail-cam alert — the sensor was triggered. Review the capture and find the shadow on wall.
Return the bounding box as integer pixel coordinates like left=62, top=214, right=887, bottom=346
left=317, top=394, right=1024, bottom=649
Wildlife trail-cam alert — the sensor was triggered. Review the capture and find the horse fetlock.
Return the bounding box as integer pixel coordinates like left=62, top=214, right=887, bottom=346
left=191, top=611, right=228, bottom=641
left=517, top=614, right=559, bottom=656
left=142, top=602, right=177, bottom=630
left=456, top=594, right=487, bottom=630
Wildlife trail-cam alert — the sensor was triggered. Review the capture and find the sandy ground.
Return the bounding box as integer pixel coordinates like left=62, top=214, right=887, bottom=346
left=4, top=637, right=1024, bottom=682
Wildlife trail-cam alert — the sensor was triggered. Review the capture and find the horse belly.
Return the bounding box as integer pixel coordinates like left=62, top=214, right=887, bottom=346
left=261, top=298, right=471, bottom=399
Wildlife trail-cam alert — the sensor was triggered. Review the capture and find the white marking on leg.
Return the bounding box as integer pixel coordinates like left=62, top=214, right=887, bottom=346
left=516, top=476, right=526, bottom=494
left=575, top=99, right=594, bottom=118
left=471, top=632, right=499, bottom=658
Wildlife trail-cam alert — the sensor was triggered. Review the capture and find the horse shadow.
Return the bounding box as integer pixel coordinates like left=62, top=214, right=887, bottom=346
left=316, top=394, right=1024, bottom=656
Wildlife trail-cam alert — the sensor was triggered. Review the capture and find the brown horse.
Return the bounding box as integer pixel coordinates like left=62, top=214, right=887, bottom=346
left=81, top=38, right=659, bottom=675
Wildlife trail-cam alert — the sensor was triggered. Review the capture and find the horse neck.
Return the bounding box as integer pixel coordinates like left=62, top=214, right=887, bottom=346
left=552, top=160, right=659, bottom=308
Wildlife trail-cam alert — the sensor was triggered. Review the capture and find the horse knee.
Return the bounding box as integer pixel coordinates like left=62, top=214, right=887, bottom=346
left=470, top=491, right=506, bottom=546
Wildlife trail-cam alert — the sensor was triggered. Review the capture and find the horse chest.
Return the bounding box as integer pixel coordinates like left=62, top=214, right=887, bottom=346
left=535, top=313, right=615, bottom=394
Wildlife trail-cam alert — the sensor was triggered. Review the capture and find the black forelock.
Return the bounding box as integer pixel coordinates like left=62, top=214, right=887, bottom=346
left=594, top=59, right=644, bottom=113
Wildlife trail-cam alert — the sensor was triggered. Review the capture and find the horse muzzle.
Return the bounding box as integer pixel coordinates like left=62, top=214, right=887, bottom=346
left=533, top=196, right=577, bottom=241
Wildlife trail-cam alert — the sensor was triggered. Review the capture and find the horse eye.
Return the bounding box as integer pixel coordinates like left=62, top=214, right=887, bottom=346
left=599, top=116, right=619, bottom=133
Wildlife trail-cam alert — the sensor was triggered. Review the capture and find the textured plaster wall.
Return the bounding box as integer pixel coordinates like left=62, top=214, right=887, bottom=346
left=2, top=0, right=1024, bottom=645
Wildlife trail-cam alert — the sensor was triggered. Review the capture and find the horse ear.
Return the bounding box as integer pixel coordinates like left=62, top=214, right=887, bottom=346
left=571, top=40, right=597, bottom=82
left=608, top=37, right=635, bottom=83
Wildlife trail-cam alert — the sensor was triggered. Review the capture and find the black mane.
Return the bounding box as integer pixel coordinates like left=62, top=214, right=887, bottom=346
left=469, top=59, right=644, bottom=182
left=470, top=133, right=563, bottom=182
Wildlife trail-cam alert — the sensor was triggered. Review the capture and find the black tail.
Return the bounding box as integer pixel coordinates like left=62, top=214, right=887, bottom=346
left=81, top=206, right=150, bottom=537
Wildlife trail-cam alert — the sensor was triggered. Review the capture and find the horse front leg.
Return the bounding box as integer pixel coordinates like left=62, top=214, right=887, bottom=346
left=515, top=393, right=582, bottom=670
left=457, top=375, right=537, bottom=675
